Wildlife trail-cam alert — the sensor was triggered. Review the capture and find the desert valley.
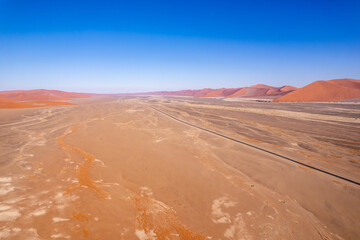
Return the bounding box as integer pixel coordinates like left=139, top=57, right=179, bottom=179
left=0, top=79, right=359, bottom=239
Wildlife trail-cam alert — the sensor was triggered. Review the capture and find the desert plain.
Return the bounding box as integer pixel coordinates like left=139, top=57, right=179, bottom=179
left=0, top=96, right=359, bottom=240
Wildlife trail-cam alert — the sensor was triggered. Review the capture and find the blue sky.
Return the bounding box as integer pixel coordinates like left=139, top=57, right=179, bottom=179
left=0, top=0, right=359, bottom=93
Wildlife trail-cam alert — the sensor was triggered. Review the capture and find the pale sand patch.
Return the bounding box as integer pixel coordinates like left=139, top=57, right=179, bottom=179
left=224, top=224, right=235, bottom=238
left=52, top=217, right=69, bottom=223
left=0, top=229, right=11, bottom=239
left=56, top=205, right=65, bottom=210
left=224, top=213, right=251, bottom=239
left=0, top=209, right=21, bottom=221
left=126, top=109, right=143, bottom=113
left=135, top=229, right=156, bottom=240
left=0, top=185, right=14, bottom=196
left=140, top=186, right=153, bottom=197
left=0, top=177, right=12, bottom=183
left=0, top=204, right=11, bottom=211
left=4, top=196, right=24, bottom=204
left=211, top=197, right=236, bottom=224
left=31, top=209, right=47, bottom=216
left=54, top=192, right=63, bottom=200
left=51, top=233, right=70, bottom=239
left=0, top=227, right=22, bottom=239
left=26, top=228, right=39, bottom=239
left=53, top=192, right=79, bottom=211
left=154, top=137, right=165, bottom=143
left=94, top=158, right=106, bottom=166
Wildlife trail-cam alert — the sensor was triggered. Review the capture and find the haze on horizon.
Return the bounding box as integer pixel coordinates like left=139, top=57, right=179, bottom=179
left=0, top=0, right=359, bottom=93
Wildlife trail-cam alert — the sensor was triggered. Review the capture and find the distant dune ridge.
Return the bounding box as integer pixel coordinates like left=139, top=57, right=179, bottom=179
left=138, top=79, right=359, bottom=102
left=0, top=89, right=89, bottom=101
left=133, top=84, right=297, bottom=98
left=0, top=89, right=89, bottom=108
left=274, top=78, right=360, bottom=102
left=1, top=79, right=359, bottom=108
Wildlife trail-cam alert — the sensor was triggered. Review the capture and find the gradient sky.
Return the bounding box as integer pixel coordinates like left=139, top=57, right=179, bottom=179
left=0, top=0, right=359, bottom=93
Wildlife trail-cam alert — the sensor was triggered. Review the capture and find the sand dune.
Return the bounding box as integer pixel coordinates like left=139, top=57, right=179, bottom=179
left=226, top=84, right=296, bottom=98
left=119, top=78, right=360, bottom=102
left=274, top=78, right=360, bottom=102
left=0, top=92, right=70, bottom=102
left=0, top=89, right=89, bottom=99
left=0, top=89, right=89, bottom=109
left=129, top=84, right=297, bottom=98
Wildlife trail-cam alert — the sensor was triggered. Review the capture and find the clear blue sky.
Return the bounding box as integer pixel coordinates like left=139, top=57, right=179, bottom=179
left=0, top=0, right=359, bottom=93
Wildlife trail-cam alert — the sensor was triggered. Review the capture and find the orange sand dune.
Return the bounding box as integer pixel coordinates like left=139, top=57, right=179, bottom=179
left=194, top=85, right=296, bottom=98
left=192, top=88, right=215, bottom=97
left=274, top=78, right=360, bottom=102
left=135, top=84, right=296, bottom=98
left=328, top=78, right=360, bottom=89
left=200, top=88, right=241, bottom=97
left=0, top=92, right=70, bottom=102
left=226, top=88, right=247, bottom=97
left=0, top=89, right=90, bottom=108
left=226, top=84, right=296, bottom=98
left=280, top=85, right=298, bottom=92
left=0, top=89, right=90, bottom=99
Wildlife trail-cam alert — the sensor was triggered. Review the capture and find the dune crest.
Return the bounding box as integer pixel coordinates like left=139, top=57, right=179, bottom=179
left=126, top=84, right=297, bottom=98
left=274, top=78, right=360, bottom=102
left=0, top=89, right=90, bottom=108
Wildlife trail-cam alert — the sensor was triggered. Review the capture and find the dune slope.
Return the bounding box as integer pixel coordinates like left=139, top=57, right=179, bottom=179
left=0, top=89, right=89, bottom=109
left=274, top=79, right=360, bottom=102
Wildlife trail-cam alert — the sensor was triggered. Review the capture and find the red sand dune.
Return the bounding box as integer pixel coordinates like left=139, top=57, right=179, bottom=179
left=0, top=92, right=70, bottom=102
left=280, top=85, right=298, bottom=92
left=200, top=88, right=241, bottom=97
left=224, top=88, right=247, bottom=97
left=226, top=85, right=297, bottom=98
left=0, top=89, right=89, bottom=109
left=274, top=78, right=360, bottom=102
left=192, top=88, right=214, bottom=97
left=197, top=85, right=296, bottom=98
left=29, top=89, right=90, bottom=98
left=133, top=85, right=297, bottom=98
left=0, top=89, right=89, bottom=100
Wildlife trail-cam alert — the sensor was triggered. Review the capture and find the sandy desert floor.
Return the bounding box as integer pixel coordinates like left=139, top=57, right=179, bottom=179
left=0, top=96, right=359, bottom=240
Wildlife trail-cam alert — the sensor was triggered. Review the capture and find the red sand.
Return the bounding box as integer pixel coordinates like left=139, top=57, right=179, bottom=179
left=138, top=85, right=296, bottom=98
left=274, top=78, right=360, bottom=102
left=119, top=85, right=296, bottom=98
left=0, top=89, right=89, bottom=108
left=0, top=89, right=89, bottom=99
left=0, top=93, right=70, bottom=102
left=280, top=85, right=297, bottom=92
left=226, top=85, right=296, bottom=98
left=197, top=85, right=297, bottom=98
left=226, top=88, right=247, bottom=97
